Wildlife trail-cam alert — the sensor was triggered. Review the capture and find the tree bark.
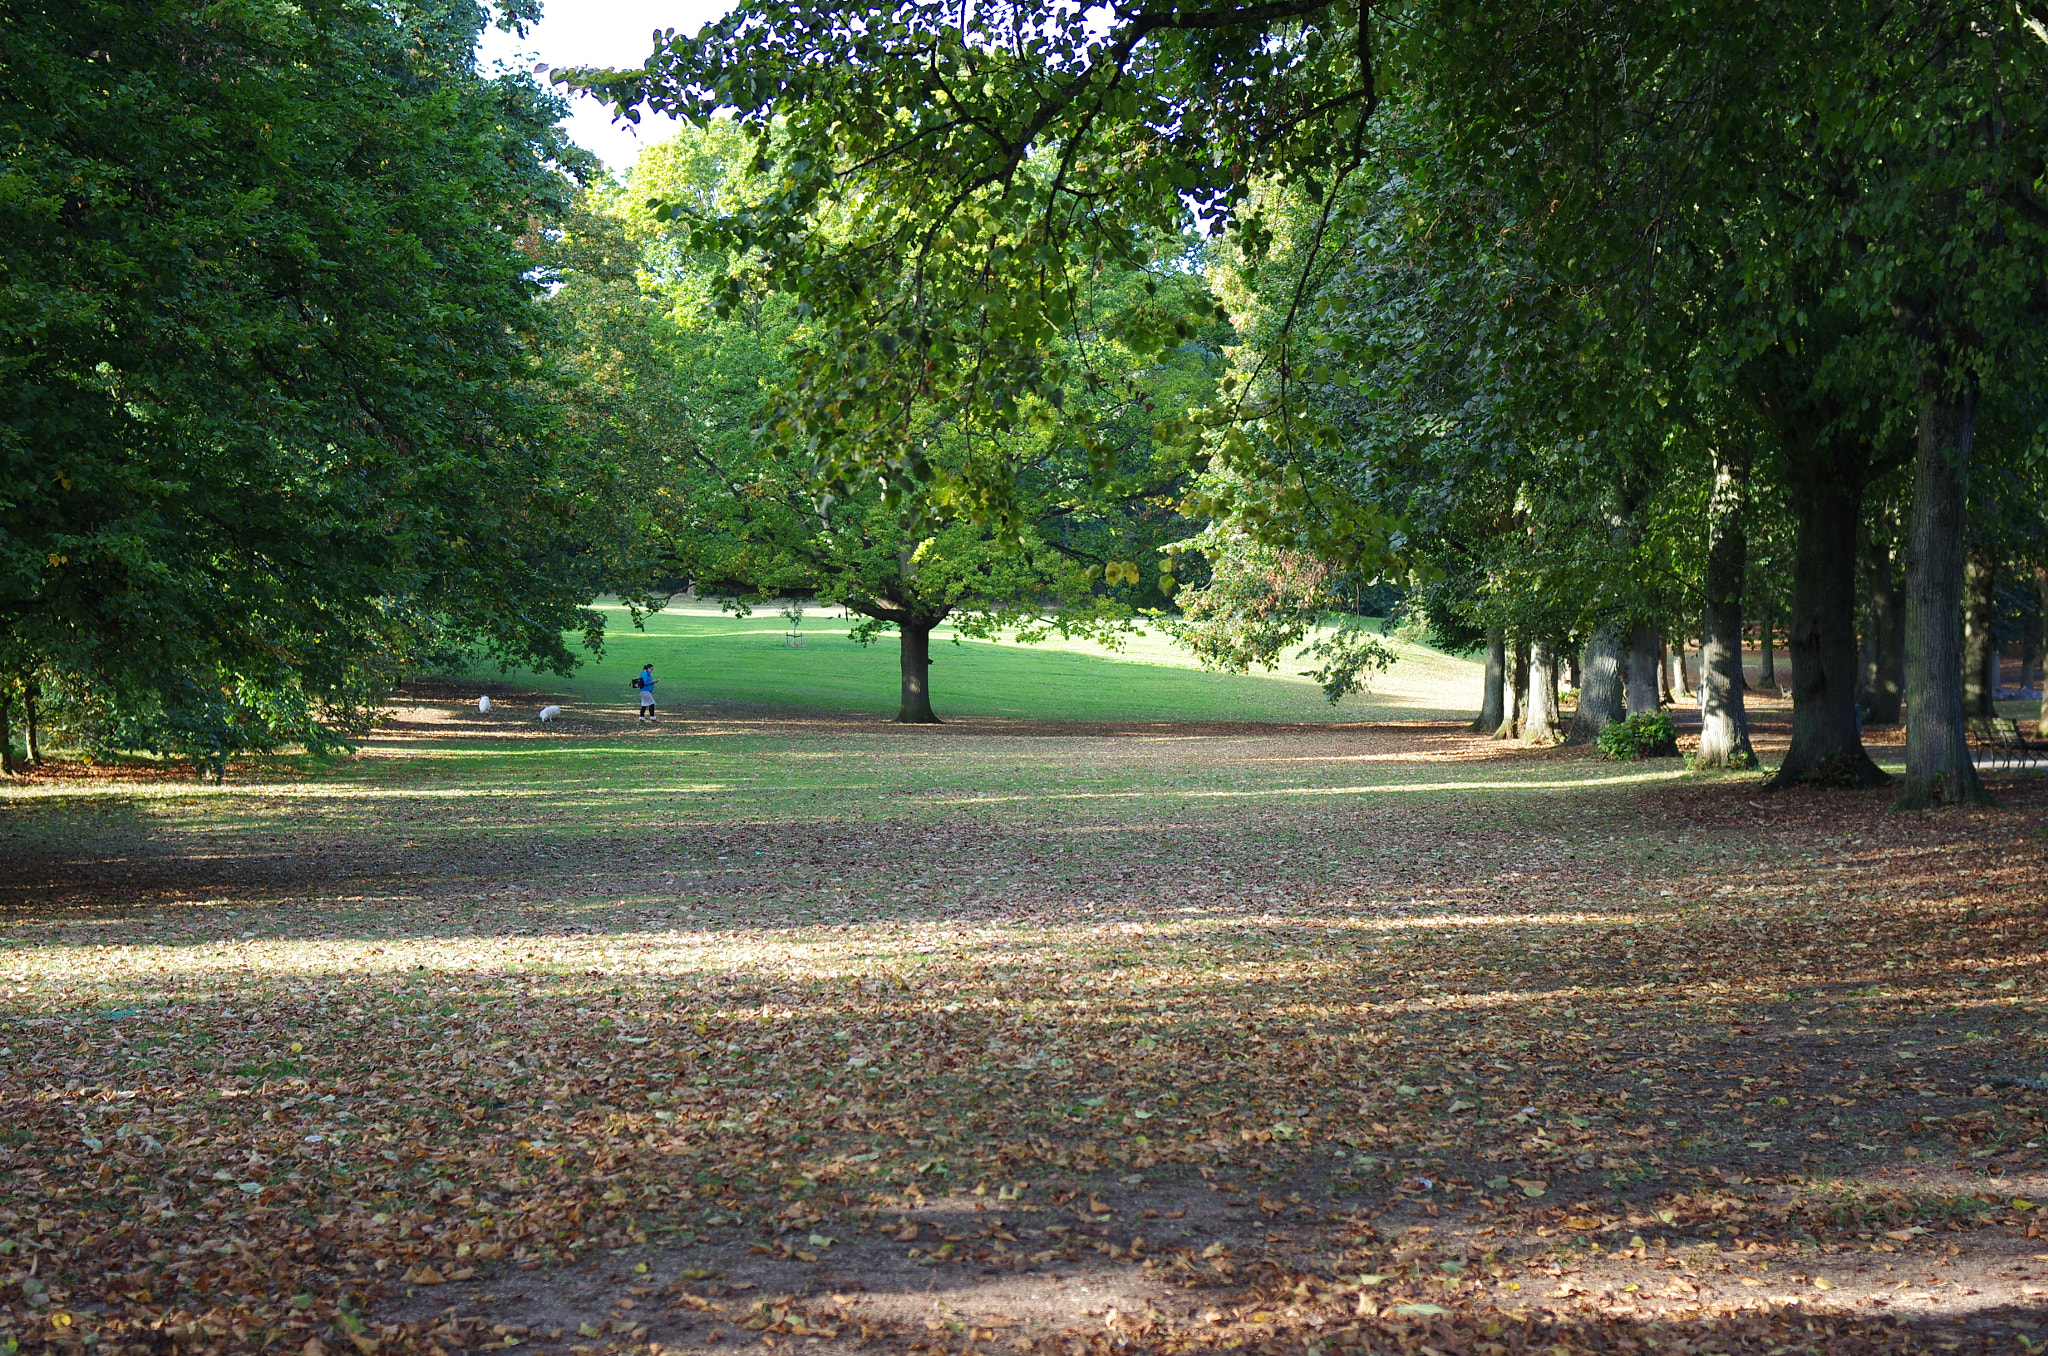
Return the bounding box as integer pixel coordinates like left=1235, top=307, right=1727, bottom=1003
left=1525, top=640, right=1562, bottom=743
left=1497, top=638, right=1528, bottom=739
left=897, top=621, right=941, bottom=723
left=1757, top=608, right=1777, bottom=689
left=1475, top=627, right=1506, bottom=733
left=1566, top=651, right=1581, bottom=693
left=1698, top=443, right=1756, bottom=768
left=1859, top=522, right=1905, bottom=725
left=1899, top=392, right=1987, bottom=806
left=1769, top=445, right=1885, bottom=787
left=1962, top=549, right=1995, bottom=718
left=24, top=678, right=40, bottom=765
left=1668, top=641, right=1690, bottom=700
left=2039, top=566, right=2048, bottom=733
left=1566, top=630, right=1625, bottom=744
left=1625, top=623, right=1662, bottom=715
left=0, top=687, right=15, bottom=776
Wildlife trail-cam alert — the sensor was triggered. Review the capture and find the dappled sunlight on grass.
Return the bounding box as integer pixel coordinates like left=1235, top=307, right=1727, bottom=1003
left=6, top=690, right=2048, bottom=1355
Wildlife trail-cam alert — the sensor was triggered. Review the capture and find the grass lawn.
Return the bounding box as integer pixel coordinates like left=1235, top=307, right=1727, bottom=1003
left=3, top=633, right=2047, bottom=1356
left=459, top=602, right=1481, bottom=725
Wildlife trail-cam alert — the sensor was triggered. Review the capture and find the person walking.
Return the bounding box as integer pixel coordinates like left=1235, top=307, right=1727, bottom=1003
left=634, top=664, right=657, bottom=722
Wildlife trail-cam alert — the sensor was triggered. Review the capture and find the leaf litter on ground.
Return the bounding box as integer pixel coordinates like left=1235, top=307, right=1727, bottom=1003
left=2, top=695, right=2047, bottom=1355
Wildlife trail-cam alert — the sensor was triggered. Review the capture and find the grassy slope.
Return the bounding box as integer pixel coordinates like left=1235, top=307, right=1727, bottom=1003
left=464, top=602, right=1482, bottom=725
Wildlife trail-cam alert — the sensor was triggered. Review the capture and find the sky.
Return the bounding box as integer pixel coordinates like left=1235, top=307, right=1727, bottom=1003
left=476, top=1, right=734, bottom=178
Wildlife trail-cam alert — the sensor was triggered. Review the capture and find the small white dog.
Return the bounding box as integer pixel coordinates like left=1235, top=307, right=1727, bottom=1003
left=537, top=705, right=562, bottom=723
left=477, top=694, right=492, bottom=713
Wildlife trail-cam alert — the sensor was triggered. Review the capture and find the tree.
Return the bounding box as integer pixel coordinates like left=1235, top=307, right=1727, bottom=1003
left=1697, top=438, right=1758, bottom=768
left=567, top=0, right=1382, bottom=522
left=550, top=123, right=1220, bottom=721
left=1, top=0, right=655, bottom=771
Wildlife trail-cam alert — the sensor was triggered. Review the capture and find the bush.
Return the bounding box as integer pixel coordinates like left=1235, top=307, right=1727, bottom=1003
left=1598, top=710, right=1680, bottom=761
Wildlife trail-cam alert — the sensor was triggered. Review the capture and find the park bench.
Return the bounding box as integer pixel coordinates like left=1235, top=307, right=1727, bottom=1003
left=1968, top=716, right=2047, bottom=770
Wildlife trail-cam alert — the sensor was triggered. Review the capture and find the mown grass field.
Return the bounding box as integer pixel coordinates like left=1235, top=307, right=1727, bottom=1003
left=464, top=602, right=1480, bottom=725
left=4, top=628, right=2048, bottom=1356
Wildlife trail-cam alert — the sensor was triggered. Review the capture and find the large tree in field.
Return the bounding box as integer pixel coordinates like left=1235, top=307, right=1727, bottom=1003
left=547, top=124, right=1219, bottom=721
left=0, top=0, right=658, bottom=773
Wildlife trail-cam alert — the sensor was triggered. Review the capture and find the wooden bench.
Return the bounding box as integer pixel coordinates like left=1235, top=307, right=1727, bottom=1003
left=1969, top=716, right=2047, bottom=770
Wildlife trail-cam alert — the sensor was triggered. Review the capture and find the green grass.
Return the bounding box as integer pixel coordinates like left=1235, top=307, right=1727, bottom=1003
left=460, top=602, right=1482, bottom=725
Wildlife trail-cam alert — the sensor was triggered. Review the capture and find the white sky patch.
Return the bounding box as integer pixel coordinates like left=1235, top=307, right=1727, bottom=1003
left=476, top=0, right=734, bottom=175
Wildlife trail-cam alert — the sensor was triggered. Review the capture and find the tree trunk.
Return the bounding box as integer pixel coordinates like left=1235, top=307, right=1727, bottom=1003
left=1899, top=392, right=1987, bottom=806
left=1566, top=630, right=1625, bottom=744
left=1860, top=525, right=1905, bottom=725
left=2020, top=625, right=2037, bottom=699
left=2039, top=566, right=2048, bottom=732
left=1525, top=640, right=1562, bottom=743
left=1758, top=609, right=1777, bottom=688
left=24, top=679, right=41, bottom=765
left=1962, top=549, right=1996, bottom=717
left=1668, top=641, right=1690, bottom=700
left=1475, top=627, right=1506, bottom=733
left=1625, top=623, right=1662, bottom=715
left=1770, top=452, right=1885, bottom=787
left=897, top=621, right=941, bottom=723
left=1497, top=638, right=1528, bottom=739
left=0, top=687, right=15, bottom=776
left=1698, top=443, right=1756, bottom=768
left=1566, top=652, right=1581, bottom=693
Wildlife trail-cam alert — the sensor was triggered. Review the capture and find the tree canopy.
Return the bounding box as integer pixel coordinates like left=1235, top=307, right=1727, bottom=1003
left=1, top=0, right=658, bottom=770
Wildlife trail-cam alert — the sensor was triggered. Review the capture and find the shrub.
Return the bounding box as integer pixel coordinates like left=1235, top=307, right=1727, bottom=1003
left=1598, top=710, right=1680, bottom=761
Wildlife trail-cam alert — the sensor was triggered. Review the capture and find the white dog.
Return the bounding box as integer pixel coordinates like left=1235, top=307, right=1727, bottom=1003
left=477, top=694, right=492, bottom=713
left=537, top=705, right=562, bottom=723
